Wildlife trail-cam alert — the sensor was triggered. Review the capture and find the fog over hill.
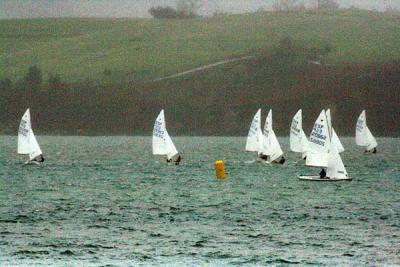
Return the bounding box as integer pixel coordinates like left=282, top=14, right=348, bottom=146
left=0, top=0, right=399, bottom=19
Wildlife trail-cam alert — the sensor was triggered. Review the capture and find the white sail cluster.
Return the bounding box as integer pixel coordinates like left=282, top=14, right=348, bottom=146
left=246, top=109, right=284, bottom=163
left=17, top=109, right=43, bottom=162
left=152, top=110, right=179, bottom=161
left=356, top=110, right=378, bottom=152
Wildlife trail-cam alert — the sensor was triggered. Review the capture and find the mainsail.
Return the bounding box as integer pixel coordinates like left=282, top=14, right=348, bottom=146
left=17, top=108, right=43, bottom=162
left=290, top=109, right=309, bottom=155
left=261, top=109, right=283, bottom=162
left=305, top=110, right=330, bottom=167
left=152, top=110, right=179, bottom=160
left=356, top=110, right=377, bottom=150
left=18, top=108, right=31, bottom=154
left=245, top=109, right=262, bottom=152
left=326, top=109, right=345, bottom=153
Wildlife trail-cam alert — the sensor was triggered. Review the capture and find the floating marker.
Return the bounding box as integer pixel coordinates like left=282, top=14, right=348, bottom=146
left=214, top=160, right=226, bottom=179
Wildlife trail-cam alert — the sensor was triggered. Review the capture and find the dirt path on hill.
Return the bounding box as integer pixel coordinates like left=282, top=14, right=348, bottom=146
left=150, top=55, right=254, bottom=82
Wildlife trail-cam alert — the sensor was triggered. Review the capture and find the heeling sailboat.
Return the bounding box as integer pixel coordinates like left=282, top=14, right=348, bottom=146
left=260, top=109, right=285, bottom=164
left=326, top=109, right=345, bottom=153
left=356, top=110, right=378, bottom=153
left=298, top=109, right=350, bottom=181
left=18, top=108, right=44, bottom=165
left=152, top=110, right=181, bottom=165
left=290, top=109, right=309, bottom=159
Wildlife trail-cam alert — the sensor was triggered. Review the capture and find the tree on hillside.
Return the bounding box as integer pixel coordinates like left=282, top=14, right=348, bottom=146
left=316, top=0, right=339, bottom=10
left=176, top=0, right=199, bottom=17
left=148, top=0, right=199, bottom=19
left=149, top=6, right=178, bottom=19
left=24, top=65, right=42, bottom=89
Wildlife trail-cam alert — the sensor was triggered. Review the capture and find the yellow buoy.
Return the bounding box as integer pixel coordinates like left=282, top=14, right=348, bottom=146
left=214, top=160, right=226, bottom=179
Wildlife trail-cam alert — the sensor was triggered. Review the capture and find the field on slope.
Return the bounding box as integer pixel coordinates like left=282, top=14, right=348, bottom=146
left=1, top=10, right=400, bottom=83
left=0, top=10, right=399, bottom=136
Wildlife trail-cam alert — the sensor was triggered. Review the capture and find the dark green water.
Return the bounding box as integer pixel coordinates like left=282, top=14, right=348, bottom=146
left=0, top=136, right=399, bottom=266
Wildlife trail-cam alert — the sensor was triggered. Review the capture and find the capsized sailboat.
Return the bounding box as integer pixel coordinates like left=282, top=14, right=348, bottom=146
left=18, top=108, right=44, bottom=165
left=260, top=109, right=285, bottom=164
left=152, top=110, right=181, bottom=165
left=356, top=110, right=377, bottom=153
left=298, top=110, right=350, bottom=181
left=290, top=109, right=309, bottom=159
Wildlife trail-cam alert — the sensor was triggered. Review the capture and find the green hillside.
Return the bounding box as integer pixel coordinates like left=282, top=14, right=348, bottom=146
left=1, top=10, right=400, bottom=83
left=0, top=10, right=399, bottom=136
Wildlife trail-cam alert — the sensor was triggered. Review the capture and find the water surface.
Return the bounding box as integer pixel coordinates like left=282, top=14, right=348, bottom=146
left=0, top=137, right=399, bottom=266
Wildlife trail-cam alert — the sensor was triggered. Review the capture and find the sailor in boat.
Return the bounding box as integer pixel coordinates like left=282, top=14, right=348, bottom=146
left=258, top=154, right=285, bottom=164
left=26, top=154, right=45, bottom=165
left=174, top=155, right=181, bottom=165
left=365, top=147, right=377, bottom=154
left=319, top=168, right=328, bottom=179
left=167, top=154, right=181, bottom=165
left=258, top=153, right=269, bottom=161
left=272, top=156, right=285, bottom=165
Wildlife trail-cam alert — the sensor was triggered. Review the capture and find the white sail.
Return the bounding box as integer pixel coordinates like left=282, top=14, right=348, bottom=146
left=356, top=110, right=377, bottom=150
left=326, top=109, right=344, bottom=153
left=326, top=109, right=332, bottom=137
left=18, top=108, right=31, bottom=154
left=331, top=128, right=345, bottom=153
left=290, top=109, right=309, bottom=154
left=152, top=110, right=168, bottom=155
left=356, top=110, right=368, bottom=146
left=326, top=143, right=348, bottom=179
left=365, top=126, right=378, bottom=151
left=269, top=129, right=283, bottom=162
left=306, top=110, right=330, bottom=167
left=152, top=110, right=179, bottom=160
left=300, top=130, right=309, bottom=158
left=261, top=109, right=283, bottom=161
left=28, top=129, right=43, bottom=160
left=165, top=129, right=179, bottom=160
left=246, top=109, right=262, bottom=152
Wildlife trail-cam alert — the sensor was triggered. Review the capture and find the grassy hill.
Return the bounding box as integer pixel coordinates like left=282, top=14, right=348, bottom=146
left=2, top=10, right=400, bottom=83
left=0, top=10, right=399, bottom=136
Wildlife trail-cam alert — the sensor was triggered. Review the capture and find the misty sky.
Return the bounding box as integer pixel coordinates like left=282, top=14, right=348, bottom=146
left=0, top=0, right=399, bottom=19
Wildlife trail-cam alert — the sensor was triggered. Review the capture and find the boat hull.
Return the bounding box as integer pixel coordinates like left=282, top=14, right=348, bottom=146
left=298, top=175, right=352, bottom=181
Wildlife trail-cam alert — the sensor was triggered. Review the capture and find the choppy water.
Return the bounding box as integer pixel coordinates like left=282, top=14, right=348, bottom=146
left=0, top=136, right=399, bottom=266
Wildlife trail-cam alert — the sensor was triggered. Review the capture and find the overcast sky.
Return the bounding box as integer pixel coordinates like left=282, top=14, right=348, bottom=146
left=0, top=0, right=399, bottom=19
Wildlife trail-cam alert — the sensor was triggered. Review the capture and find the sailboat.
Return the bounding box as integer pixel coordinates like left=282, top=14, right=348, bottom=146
left=290, top=109, right=309, bottom=159
left=18, top=108, right=44, bottom=165
left=245, top=108, right=265, bottom=162
left=356, top=110, right=377, bottom=153
left=326, top=109, right=345, bottom=153
left=152, top=110, right=181, bottom=165
left=260, top=109, right=285, bottom=164
left=298, top=110, right=350, bottom=181
left=245, top=109, right=262, bottom=153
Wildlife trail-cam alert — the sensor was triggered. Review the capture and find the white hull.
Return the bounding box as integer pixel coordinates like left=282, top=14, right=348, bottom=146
left=298, top=175, right=352, bottom=181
